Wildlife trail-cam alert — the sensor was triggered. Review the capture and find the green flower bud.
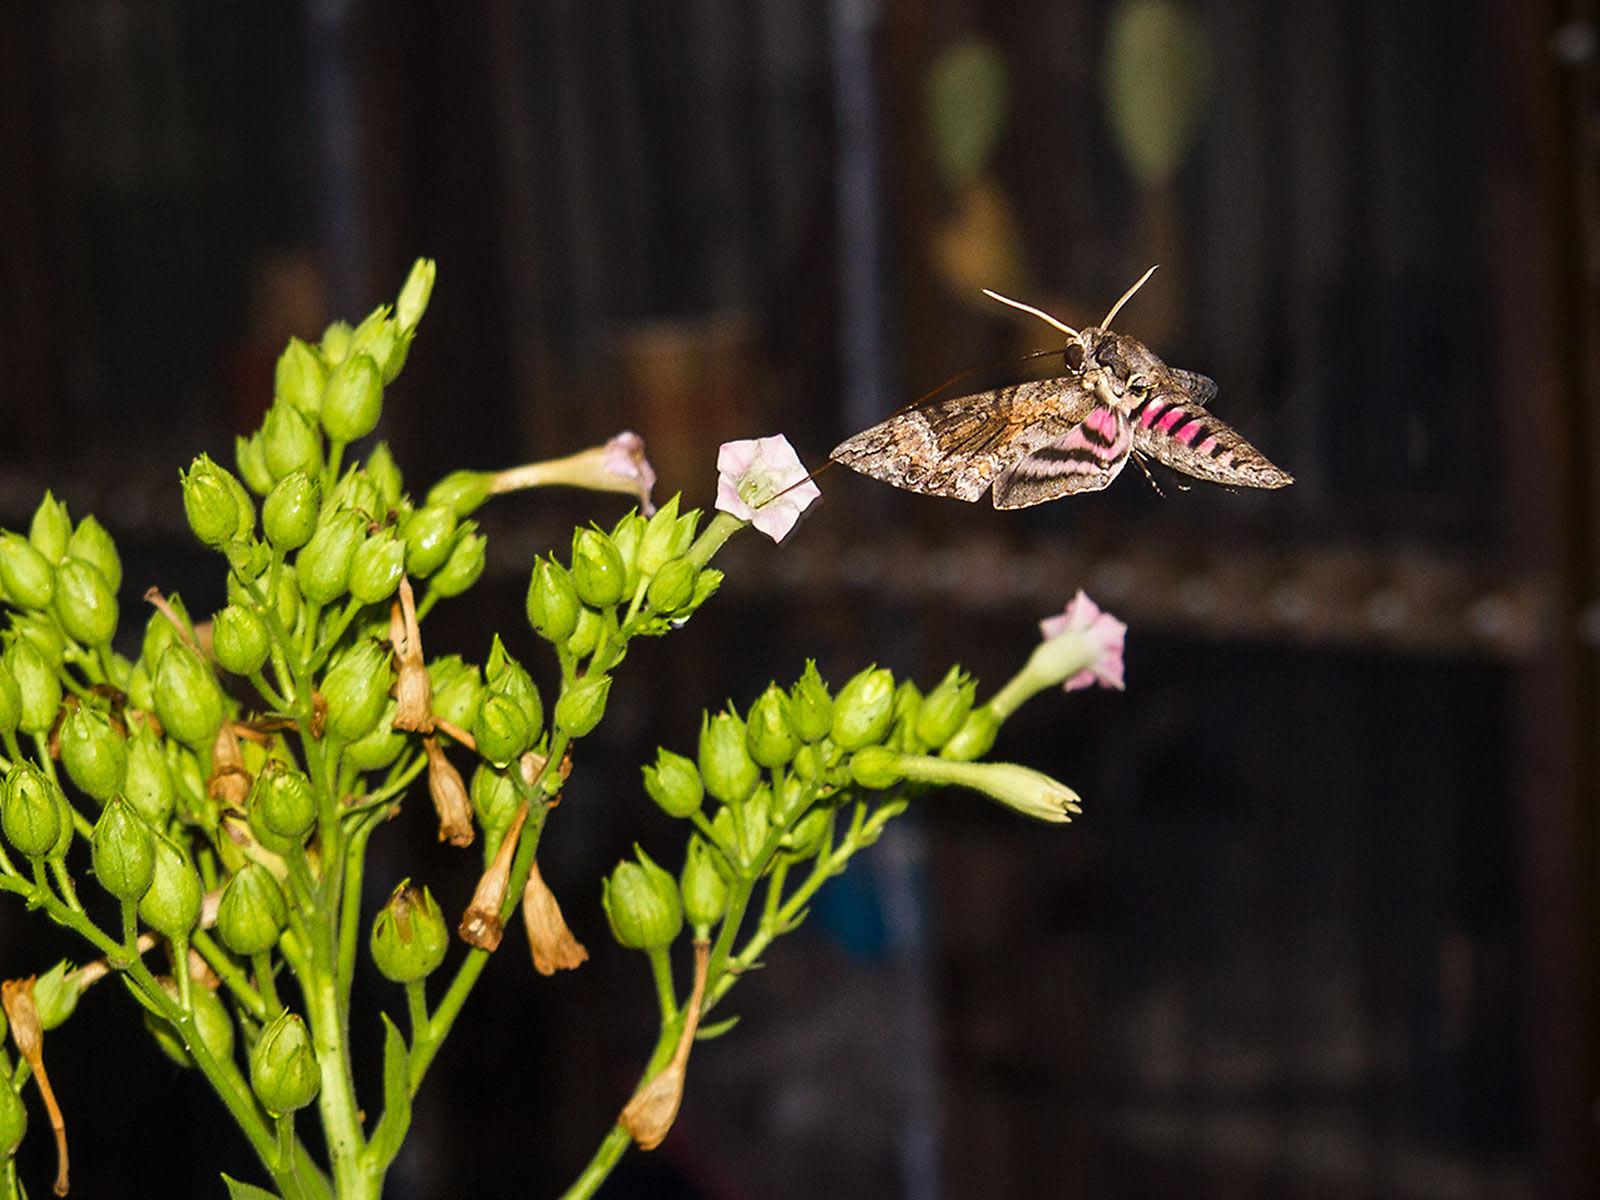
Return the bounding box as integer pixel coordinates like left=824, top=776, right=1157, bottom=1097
left=5, top=639, right=59, bottom=736
left=680, top=834, right=728, bottom=930
left=330, top=470, right=383, bottom=520
left=0, top=532, right=55, bottom=609
left=899, top=755, right=1081, bottom=822
left=60, top=705, right=126, bottom=802
left=0, top=660, right=18, bottom=736
left=53, top=558, right=117, bottom=646
left=145, top=975, right=235, bottom=1070
left=263, top=471, right=320, bottom=552
left=469, top=764, right=520, bottom=843
left=733, top=783, right=773, bottom=852
left=370, top=882, right=449, bottom=983
left=10, top=612, right=63, bottom=669
left=216, top=863, right=287, bottom=956
left=472, top=693, right=534, bottom=767
left=688, top=567, right=722, bottom=611
left=554, top=673, right=610, bottom=739
left=570, top=528, right=626, bottom=608
left=365, top=442, right=403, bottom=510
left=251, top=761, right=317, bottom=842
left=425, top=470, right=494, bottom=517
left=32, top=961, right=79, bottom=1030
left=276, top=336, right=328, bottom=415
left=781, top=807, right=831, bottom=857
left=602, top=847, right=682, bottom=950
left=250, top=1012, right=320, bottom=1114
left=212, top=605, right=270, bottom=677
left=349, top=308, right=409, bottom=382
left=430, top=526, right=486, bottom=598
left=180, top=457, right=243, bottom=548
left=916, top=666, right=976, bottom=749
left=320, top=352, right=383, bottom=442
left=565, top=606, right=603, bottom=659
left=138, top=835, right=202, bottom=938
left=153, top=644, right=224, bottom=750
left=321, top=319, right=353, bottom=364
left=939, top=705, right=1002, bottom=762
left=525, top=558, right=581, bottom=644
left=236, top=431, right=275, bottom=495
left=645, top=557, right=696, bottom=613
left=344, top=700, right=405, bottom=771
left=140, top=594, right=191, bottom=670
left=221, top=471, right=258, bottom=543
left=347, top=531, right=406, bottom=605
left=0, top=1066, right=24, bottom=1157
left=262, top=401, right=322, bottom=481
left=789, top=660, right=833, bottom=742
left=28, top=492, right=72, bottom=562
left=746, top=685, right=798, bottom=769
left=124, top=723, right=176, bottom=824
left=699, top=709, right=759, bottom=804
left=610, top=512, right=645, bottom=594
left=66, top=516, right=121, bottom=593
left=427, top=656, right=483, bottom=730
left=642, top=748, right=703, bottom=818
left=401, top=504, right=457, bottom=578
left=91, top=799, right=155, bottom=901
left=322, top=640, right=393, bottom=743
left=2, top=764, right=61, bottom=857
left=297, top=510, right=366, bottom=605
left=396, top=257, right=436, bottom=332
left=850, top=745, right=906, bottom=790
left=830, top=666, right=896, bottom=751
left=636, top=494, right=683, bottom=576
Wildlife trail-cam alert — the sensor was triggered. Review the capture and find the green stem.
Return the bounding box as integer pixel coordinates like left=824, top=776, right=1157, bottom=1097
left=254, top=952, right=282, bottom=1014
left=336, top=818, right=374, bottom=1003
left=193, top=930, right=270, bottom=1021
left=560, top=1126, right=636, bottom=1200
left=686, top=511, right=746, bottom=569
left=647, top=947, right=677, bottom=1025
left=306, top=941, right=368, bottom=1198
left=404, top=981, right=428, bottom=1042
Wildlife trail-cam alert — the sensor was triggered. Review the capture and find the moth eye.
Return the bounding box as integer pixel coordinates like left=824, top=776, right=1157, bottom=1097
left=1126, top=373, right=1150, bottom=395
left=1062, top=342, right=1086, bottom=372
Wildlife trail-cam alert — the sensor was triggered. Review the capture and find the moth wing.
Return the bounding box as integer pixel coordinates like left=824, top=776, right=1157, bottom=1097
left=991, top=403, right=1134, bottom=509
left=1168, top=369, right=1217, bottom=407
left=1129, top=389, right=1292, bottom=489
left=830, top=378, right=1085, bottom=503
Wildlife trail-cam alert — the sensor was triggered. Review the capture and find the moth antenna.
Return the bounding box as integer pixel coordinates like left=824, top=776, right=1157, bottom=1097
left=981, top=289, right=1081, bottom=340
left=1100, top=265, right=1159, bottom=330
left=763, top=461, right=836, bottom=506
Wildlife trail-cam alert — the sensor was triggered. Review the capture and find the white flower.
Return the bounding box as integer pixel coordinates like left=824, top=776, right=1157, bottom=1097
left=714, top=435, right=821, bottom=542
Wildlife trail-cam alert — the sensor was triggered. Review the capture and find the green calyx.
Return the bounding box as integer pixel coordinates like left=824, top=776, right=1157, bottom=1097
left=370, top=881, right=449, bottom=983
left=602, top=847, right=682, bottom=951
left=250, top=1012, right=320, bottom=1114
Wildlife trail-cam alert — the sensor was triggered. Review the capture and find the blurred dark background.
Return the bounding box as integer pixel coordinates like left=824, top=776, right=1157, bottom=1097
left=1, top=0, right=1596, bottom=1197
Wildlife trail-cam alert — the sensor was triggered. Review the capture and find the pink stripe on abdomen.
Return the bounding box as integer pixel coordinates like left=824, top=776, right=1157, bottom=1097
left=1156, top=407, right=1186, bottom=433
left=1139, top=398, right=1166, bottom=428
left=1174, top=419, right=1205, bottom=445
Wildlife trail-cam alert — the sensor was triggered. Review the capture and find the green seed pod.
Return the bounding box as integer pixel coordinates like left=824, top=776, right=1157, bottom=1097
left=276, top=336, right=328, bottom=416
left=425, top=469, right=494, bottom=517
left=347, top=531, right=406, bottom=605
left=469, top=763, right=520, bottom=842
left=602, top=847, right=683, bottom=951
left=2, top=764, right=62, bottom=858
left=849, top=745, right=906, bottom=790
left=60, top=704, right=127, bottom=802
left=939, top=705, right=1002, bottom=763
left=212, top=604, right=270, bottom=677
left=781, top=807, right=831, bottom=857
left=344, top=699, right=406, bottom=771
left=0, top=532, right=55, bottom=609
left=395, top=257, right=436, bottom=332
left=789, top=660, right=833, bottom=743
left=401, top=504, right=458, bottom=578
left=66, top=516, right=121, bottom=593
left=251, top=761, right=317, bottom=842
left=365, top=442, right=403, bottom=510
left=525, top=557, right=581, bottom=644
left=250, top=1012, right=320, bottom=1115
left=153, top=644, right=224, bottom=750
left=429, top=526, right=486, bottom=598
left=916, top=666, right=976, bottom=750
left=263, top=471, right=321, bottom=552
left=320, top=352, right=383, bottom=442
left=91, top=799, right=156, bottom=901
left=28, top=492, right=72, bottom=562
left=137, top=835, right=202, bottom=939
left=53, top=558, right=118, bottom=646
left=699, top=709, right=759, bottom=805
left=645, top=557, right=696, bottom=614
left=370, top=881, right=449, bottom=983
left=296, top=510, right=366, bottom=605
left=570, top=528, right=626, bottom=608
left=554, top=673, right=610, bottom=740
left=321, top=318, right=353, bottom=365
left=636, top=494, right=683, bottom=576
left=322, top=640, right=393, bottom=743
left=349, top=308, right=408, bottom=382
left=565, top=606, right=603, bottom=659
left=6, top=638, right=60, bottom=736
left=0, top=1063, right=25, bottom=1156
left=261, top=401, right=322, bottom=481
left=745, top=684, right=798, bottom=769
left=180, top=457, right=243, bottom=548
left=124, top=722, right=176, bottom=824
left=0, top=659, right=20, bottom=736
left=642, top=748, right=703, bottom=819
left=609, top=512, right=645, bottom=594
left=830, top=666, right=897, bottom=751
left=216, top=862, right=288, bottom=956
left=235, top=431, right=276, bottom=495
left=472, top=693, right=533, bottom=768
left=680, top=834, right=728, bottom=930
left=428, top=656, right=483, bottom=730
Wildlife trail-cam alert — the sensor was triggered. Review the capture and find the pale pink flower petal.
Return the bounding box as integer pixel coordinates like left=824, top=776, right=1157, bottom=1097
left=602, top=431, right=657, bottom=516
left=714, top=435, right=821, bottom=542
left=1039, top=590, right=1126, bottom=691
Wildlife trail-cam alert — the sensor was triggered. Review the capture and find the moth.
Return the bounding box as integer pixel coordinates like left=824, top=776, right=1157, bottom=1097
left=829, top=269, right=1292, bottom=508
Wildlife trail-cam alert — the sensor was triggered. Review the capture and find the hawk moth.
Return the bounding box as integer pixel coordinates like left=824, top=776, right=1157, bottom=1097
left=829, top=271, right=1293, bottom=508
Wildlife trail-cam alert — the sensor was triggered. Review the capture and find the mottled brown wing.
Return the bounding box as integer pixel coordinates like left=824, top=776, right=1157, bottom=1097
left=1128, top=388, right=1292, bottom=489
left=829, top=378, right=1092, bottom=502
left=992, top=404, right=1134, bottom=508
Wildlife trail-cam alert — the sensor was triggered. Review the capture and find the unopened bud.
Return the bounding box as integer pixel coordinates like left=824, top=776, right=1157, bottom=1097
left=216, top=863, right=287, bottom=956
left=276, top=337, right=328, bottom=416
left=181, top=457, right=243, bottom=548
left=236, top=431, right=275, bottom=495
left=322, top=640, right=393, bottom=742
left=153, top=644, right=224, bottom=750
left=525, top=558, right=580, bottom=644
left=554, top=673, right=610, bottom=739
left=320, top=352, right=383, bottom=442
left=636, top=494, right=684, bottom=576
left=571, top=528, right=626, bottom=608
left=849, top=745, right=906, bottom=790
left=296, top=510, right=366, bottom=605
left=602, top=847, right=682, bottom=951
left=472, top=693, right=533, bottom=767
left=212, top=605, right=270, bottom=676
left=370, top=882, right=449, bottom=983
left=428, top=656, right=482, bottom=730
left=939, top=705, right=1002, bottom=762
left=698, top=710, right=759, bottom=804
left=66, top=516, right=121, bottom=593
left=5, top=639, right=60, bottom=736
left=830, top=666, right=896, bottom=751
left=250, top=1012, right=320, bottom=1114
left=262, top=401, right=322, bottom=481
left=59, top=705, right=127, bottom=802
left=916, top=666, right=976, bottom=749
left=642, top=748, right=702, bottom=819
left=138, top=835, right=203, bottom=939
left=789, top=660, right=833, bottom=742
left=263, top=472, right=320, bottom=552
left=345, top=700, right=406, bottom=771
left=679, top=835, right=728, bottom=930
left=565, top=607, right=603, bottom=659
left=745, top=685, right=798, bottom=768
left=0, top=660, right=19, bottom=736
left=251, top=761, right=317, bottom=843
left=401, top=504, right=458, bottom=578
left=429, top=526, right=486, bottom=597
left=609, top=513, right=645, bottom=595
left=426, top=470, right=494, bottom=517
left=91, top=799, right=155, bottom=902
left=0, top=538, right=53, bottom=623
left=469, top=764, right=520, bottom=845
left=2, top=764, right=62, bottom=858
left=28, top=492, right=72, bottom=562
left=645, top=557, right=696, bottom=613
left=53, top=558, right=118, bottom=646
left=348, top=532, right=406, bottom=604
left=395, top=257, right=436, bottom=332
left=124, top=723, right=176, bottom=824
left=365, top=442, right=403, bottom=510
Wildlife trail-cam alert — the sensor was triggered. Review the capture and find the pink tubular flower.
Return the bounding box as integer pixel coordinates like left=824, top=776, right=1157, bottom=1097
left=714, top=435, right=821, bottom=542
left=1039, top=590, right=1126, bottom=691
left=490, top=430, right=657, bottom=515
left=601, top=432, right=657, bottom=515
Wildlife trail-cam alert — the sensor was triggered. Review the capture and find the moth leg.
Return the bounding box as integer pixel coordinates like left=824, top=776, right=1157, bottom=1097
left=1130, top=451, right=1166, bottom=499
